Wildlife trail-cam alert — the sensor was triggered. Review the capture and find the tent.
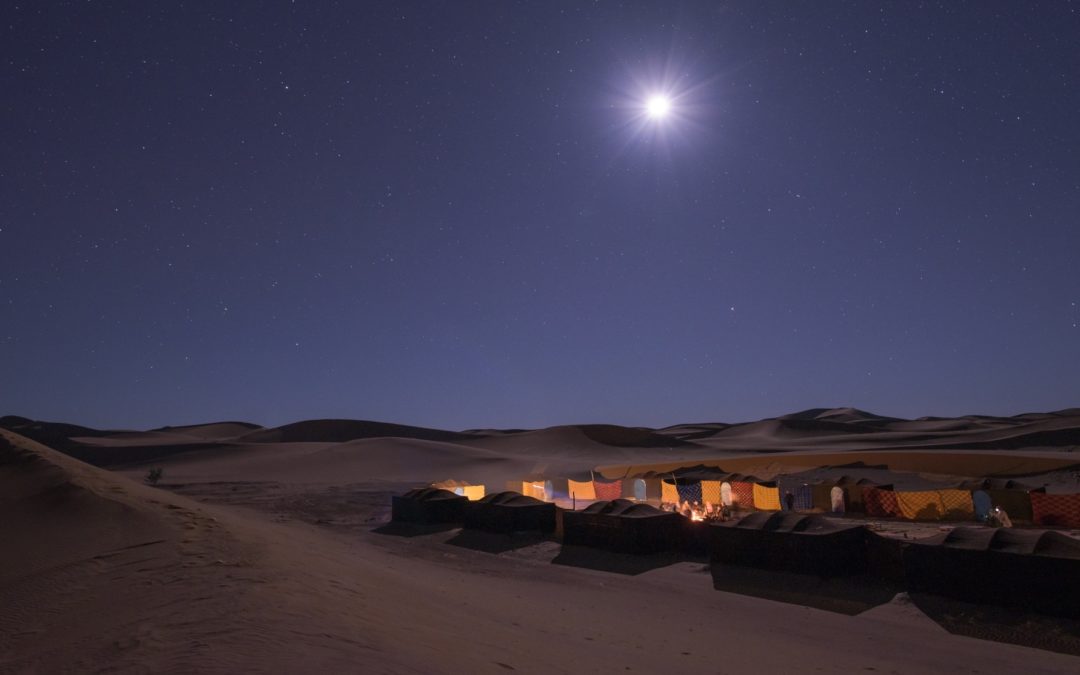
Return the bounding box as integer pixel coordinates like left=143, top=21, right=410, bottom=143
left=972, top=490, right=992, bottom=521
left=701, top=480, right=722, bottom=506
left=639, top=475, right=664, bottom=501
left=894, top=489, right=974, bottom=521
left=562, top=499, right=686, bottom=554
left=810, top=476, right=870, bottom=513
left=567, top=478, right=597, bottom=501
left=958, top=478, right=1035, bottom=522
left=431, top=480, right=485, bottom=501
left=729, top=480, right=756, bottom=509
left=676, top=481, right=703, bottom=504
left=392, top=487, right=469, bottom=525
left=544, top=478, right=570, bottom=501
left=752, top=482, right=782, bottom=511
left=863, top=485, right=900, bottom=517
left=511, top=481, right=547, bottom=501
left=593, top=477, right=623, bottom=501
left=720, top=482, right=732, bottom=506
left=709, top=512, right=868, bottom=577
left=777, top=476, right=815, bottom=511
left=830, top=486, right=846, bottom=514
left=661, top=480, right=679, bottom=504
left=900, top=526, right=1080, bottom=618
left=1030, top=491, right=1080, bottom=528
left=464, top=491, right=557, bottom=534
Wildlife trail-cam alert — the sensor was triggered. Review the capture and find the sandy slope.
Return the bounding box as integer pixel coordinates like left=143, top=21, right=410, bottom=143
left=5, top=427, right=1080, bottom=673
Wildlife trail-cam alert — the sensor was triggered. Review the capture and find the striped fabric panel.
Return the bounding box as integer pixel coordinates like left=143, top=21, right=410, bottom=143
left=676, top=481, right=703, bottom=504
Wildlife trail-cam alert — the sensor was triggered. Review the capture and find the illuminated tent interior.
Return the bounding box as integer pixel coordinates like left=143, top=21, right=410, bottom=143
left=430, top=479, right=486, bottom=501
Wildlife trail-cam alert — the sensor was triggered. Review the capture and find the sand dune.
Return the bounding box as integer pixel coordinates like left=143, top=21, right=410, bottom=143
left=238, top=418, right=479, bottom=444
left=150, top=421, right=264, bottom=439
left=130, top=437, right=535, bottom=485
left=4, top=427, right=1080, bottom=673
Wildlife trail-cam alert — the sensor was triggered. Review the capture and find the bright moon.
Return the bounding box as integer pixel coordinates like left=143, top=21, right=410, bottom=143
left=645, top=95, right=671, bottom=119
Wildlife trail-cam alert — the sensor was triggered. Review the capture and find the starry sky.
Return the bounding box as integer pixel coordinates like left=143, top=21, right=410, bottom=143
left=2, top=1, right=1078, bottom=430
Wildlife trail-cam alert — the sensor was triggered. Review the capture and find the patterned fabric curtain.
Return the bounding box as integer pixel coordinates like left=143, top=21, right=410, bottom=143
left=1031, top=492, right=1080, bottom=528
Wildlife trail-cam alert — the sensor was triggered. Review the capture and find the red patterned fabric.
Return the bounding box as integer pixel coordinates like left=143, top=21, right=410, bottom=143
left=863, top=487, right=900, bottom=517
left=593, top=479, right=622, bottom=501
left=1030, top=492, right=1080, bottom=528
left=731, top=481, right=755, bottom=507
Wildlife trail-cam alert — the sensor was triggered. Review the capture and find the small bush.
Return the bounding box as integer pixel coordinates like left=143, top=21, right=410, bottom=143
left=146, top=467, right=164, bottom=485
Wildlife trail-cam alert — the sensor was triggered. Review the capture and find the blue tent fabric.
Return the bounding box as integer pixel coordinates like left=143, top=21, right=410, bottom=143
left=778, top=477, right=814, bottom=511
left=972, top=490, right=992, bottom=522
left=676, top=482, right=703, bottom=503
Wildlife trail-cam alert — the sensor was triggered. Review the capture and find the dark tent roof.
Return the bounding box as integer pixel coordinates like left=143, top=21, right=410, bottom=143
left=730, top=511, right=862, bottom=534
left=580, top=499, right=671, bottom=518
left=726, top=473, right=764, bottom=484
left=478, top=491, right=546, bottom=507
left=917, top=527, right=1080, bottom=559
left=402, top=487, right=466, bottom=502
left=832, top=475, right=879, bottom=486
left=670, top=465, right=732, bottom=481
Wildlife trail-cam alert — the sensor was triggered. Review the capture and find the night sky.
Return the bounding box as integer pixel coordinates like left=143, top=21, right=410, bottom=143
left=3, top=2, right=1078, bottom=430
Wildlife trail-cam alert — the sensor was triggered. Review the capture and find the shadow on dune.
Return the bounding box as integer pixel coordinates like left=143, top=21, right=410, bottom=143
left=708, top=565, right=900, bottom=615
left=444, top=529, right=550, bottom=554
left=371, top=522, right=461, bottom=538
left=906, top=592, right=1080, bottom=657
left=551, top=545, right=687, bottom=576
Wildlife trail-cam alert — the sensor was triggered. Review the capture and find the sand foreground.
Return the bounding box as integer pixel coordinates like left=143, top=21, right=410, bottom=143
left=4, top=424, right=1080, bottom=674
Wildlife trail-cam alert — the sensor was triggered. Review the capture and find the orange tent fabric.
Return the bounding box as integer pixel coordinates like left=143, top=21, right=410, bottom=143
left=567, top=479, right=596, bottom=500
left=661, top=481, right=679, bottom=504
left=752, top=483, right=782, bottom=511
left=522, top=481, right=547, bottom=501
left=701, top=480, right=722, bottom=505
left=895, top=489, right=973, bottom=521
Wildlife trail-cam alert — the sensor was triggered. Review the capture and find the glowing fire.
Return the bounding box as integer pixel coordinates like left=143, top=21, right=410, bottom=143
left=690, top=511, right=705, bottom=522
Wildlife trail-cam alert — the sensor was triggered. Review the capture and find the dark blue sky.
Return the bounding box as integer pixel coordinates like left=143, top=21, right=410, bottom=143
left=3, top=1, right=1078, bottom=430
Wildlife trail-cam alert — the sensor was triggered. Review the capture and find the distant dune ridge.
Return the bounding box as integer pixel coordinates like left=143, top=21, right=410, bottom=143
left=3, top=407, right=1078, bottom=471
left=4, top=408, right=1080, bottom=672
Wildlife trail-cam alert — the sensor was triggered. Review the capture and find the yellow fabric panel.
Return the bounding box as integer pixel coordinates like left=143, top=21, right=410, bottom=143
left=701, top=480, right=722, bottom=505
left=523, top=482, right=546, bottom=500
left=753, top=483, right=782, bottom=511
left=896, top=490, right=973, bottom=521
left=662, top=482, right=679, bottom=504
left=461, top=485, right=485, bottom=501
left=568, top=479, right=596, bottom=500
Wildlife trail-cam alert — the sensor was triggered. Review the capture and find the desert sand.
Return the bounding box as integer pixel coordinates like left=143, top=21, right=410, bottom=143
left=3, top=409, right=1080, bottom=673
